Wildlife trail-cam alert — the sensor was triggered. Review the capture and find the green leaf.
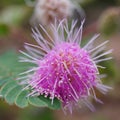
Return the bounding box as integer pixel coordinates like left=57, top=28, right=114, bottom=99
left=0, top=51, right=32, bottom=84
left=0, top=77, right=10, bottom=87
left=28, top=97, right=47, bottom=107
left=38, top=96, right=61, bottom=110
left=5, top=85, right=22, bottom=104
left=0, top=51, right=19, bottom=78
left=15, top=90, right=29, bottom=108
left=0, top=81, right=17, bottom=97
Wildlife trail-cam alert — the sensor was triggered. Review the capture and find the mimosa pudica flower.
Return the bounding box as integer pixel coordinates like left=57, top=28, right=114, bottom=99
left=18, top=19, right=112, bottom=113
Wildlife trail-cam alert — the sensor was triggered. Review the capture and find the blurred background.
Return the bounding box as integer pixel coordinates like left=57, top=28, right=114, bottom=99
left=0, top=0, right=120, bottom=120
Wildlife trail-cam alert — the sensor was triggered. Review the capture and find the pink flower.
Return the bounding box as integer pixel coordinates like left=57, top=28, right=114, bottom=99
left=19, top=19, right=112, bottom=113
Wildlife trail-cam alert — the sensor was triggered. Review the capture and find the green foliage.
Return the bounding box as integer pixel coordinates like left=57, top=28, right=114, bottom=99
left=99, top=58, right=117, bottom=84
left=15, top=90, right=29, bottom=108
left=0, top=81, right=17, bottom=97
left=0, top=6, right=31, bottom=27
left=99, top=16, right=118, bottom=36
left=38, top=96, right=61, bottom=110
left=79, top=0, right=95, bottom=7
left=0, top=23, right=9, bottom=36
left=5, top=85, right=22, bottom=104
left=98, top=7, right=120, bottom=36
left=0, top=51, right=61, bottom=110
left=0, top=0, right=25, bottom=7
left=28, top=97, right=47, bottom=107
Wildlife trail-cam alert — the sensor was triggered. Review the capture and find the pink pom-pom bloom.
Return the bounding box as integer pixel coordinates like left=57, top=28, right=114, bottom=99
left=19, top=19, right=112, bottom=113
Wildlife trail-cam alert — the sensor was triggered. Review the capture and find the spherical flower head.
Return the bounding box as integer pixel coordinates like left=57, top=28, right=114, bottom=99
left=19, top=19, right=112, bottom=113
left=32, top=0, right=74, bottom=26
